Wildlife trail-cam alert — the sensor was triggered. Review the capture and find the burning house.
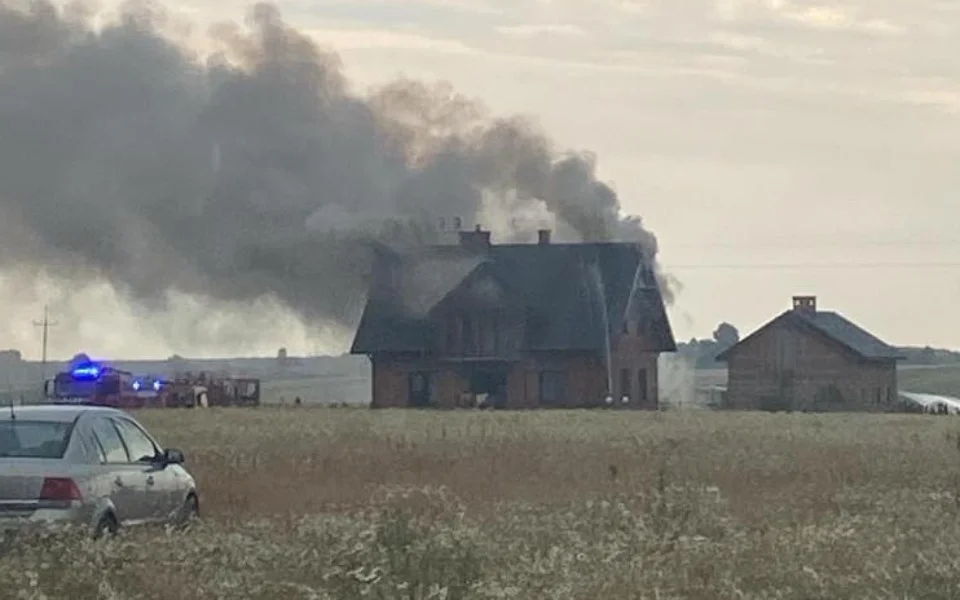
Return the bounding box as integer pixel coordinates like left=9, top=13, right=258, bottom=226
left=350, top=226, right=677, bottom=409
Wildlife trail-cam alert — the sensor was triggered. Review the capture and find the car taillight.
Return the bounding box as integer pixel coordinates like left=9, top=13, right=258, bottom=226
left=39, top=477, right=82, bottom=502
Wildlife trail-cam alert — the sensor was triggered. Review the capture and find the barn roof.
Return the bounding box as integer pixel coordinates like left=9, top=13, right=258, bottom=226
left=716, top=306, right=903, bottom=362
left=350, top=240, right=676, bottom=355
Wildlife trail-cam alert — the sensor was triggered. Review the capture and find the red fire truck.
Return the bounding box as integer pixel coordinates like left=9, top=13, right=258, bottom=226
left=44, top=357, right=260, bottom=409
left=44, top=359, right=163, bottom=409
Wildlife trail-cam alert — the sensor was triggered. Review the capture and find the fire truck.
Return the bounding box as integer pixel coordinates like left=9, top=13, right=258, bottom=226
left=44, top=357, right=261, bottom=409
left=162, top=372, right=261, bottom=408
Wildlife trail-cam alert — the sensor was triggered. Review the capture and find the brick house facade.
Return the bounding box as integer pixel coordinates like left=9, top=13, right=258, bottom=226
left=716, top=296, right=903, bottom=412
left=351, top=227, right=677, bottom=409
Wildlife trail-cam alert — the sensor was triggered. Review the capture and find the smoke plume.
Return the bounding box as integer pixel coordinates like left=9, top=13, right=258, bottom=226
left=0, top=1, right=671, bottom=354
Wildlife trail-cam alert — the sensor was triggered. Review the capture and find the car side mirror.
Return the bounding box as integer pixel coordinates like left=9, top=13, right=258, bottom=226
left=162, top=448, right=185, bottom=465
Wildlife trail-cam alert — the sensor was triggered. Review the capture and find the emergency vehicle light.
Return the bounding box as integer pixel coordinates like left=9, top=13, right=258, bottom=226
left=71, top=365, right=100, bottom=379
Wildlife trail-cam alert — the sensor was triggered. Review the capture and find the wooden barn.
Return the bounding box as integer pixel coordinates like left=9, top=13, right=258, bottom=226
left=350, top=227, right=677, bottom=409
left=716, top=296, right=904, bottom=412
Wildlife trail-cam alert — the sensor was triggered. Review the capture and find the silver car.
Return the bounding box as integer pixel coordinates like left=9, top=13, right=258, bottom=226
left=0, top=404, right=199, bottom=540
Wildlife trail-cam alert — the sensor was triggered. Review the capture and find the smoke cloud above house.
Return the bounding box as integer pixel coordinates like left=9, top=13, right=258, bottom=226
left=0, top=1, right=672, bottom=354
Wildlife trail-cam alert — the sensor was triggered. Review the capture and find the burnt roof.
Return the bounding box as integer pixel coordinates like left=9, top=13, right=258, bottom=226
left=716, top=308, right=903, bottom=362
left=350, top=241, right=676, bottom=355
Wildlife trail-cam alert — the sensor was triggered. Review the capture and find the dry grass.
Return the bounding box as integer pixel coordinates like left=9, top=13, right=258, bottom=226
left=4, top=408, right=960, bottom=599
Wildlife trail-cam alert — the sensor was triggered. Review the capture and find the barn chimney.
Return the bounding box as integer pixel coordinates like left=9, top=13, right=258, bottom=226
left=459, top=224, right=491, bottom=251
left=792, top=295, right=817, bottom=313
left=537, top=229, right=551, bottom=245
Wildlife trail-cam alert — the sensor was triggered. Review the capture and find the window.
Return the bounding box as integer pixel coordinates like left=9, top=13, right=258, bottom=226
left=75, top=430, right=104, bottom=464
left=90, top=417, right=130, bottom=464
left=0, top=420, right=74, bottom=459
left=637, top=369, right=648, bottom=402
left=479, top=313, right=498, bottom=356
left=461, top=314, right=475, bottom=355
left=408, top=372, right=432, bottom=407
left=619, top=368, right=631, bottom=400
left=539, top=371, right=567, bottom=405
left=410, top=373, right=427, bottom=393
left=112, top=418, right=159, bottom=463
left=875, top=388, right=882, bottom=404
left=446, top=316, right=458, bottom=353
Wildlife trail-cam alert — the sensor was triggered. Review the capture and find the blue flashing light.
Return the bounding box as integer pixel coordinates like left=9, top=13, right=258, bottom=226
left=132, top=380, right=142, bottom=391
left=71, top=364, right=101, bottom=380
left=152, top=380, right=162, bottom=391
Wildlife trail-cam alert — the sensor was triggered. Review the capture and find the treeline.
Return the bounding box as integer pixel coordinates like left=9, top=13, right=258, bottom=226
left=675, top=323, right=741, bottom=369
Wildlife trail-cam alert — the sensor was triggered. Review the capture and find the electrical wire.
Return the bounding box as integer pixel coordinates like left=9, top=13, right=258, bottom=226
left=664, top=262, right=960, bottom=269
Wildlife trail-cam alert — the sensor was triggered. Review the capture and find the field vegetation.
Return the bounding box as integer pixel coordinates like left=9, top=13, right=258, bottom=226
left=3, top=408, right=960, bottom=599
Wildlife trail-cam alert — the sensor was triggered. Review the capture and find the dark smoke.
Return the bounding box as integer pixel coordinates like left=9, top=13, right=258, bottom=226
left=0, top=1, right=673, bottom=351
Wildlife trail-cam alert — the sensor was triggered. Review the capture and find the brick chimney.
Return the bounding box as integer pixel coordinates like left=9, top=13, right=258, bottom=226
left=537, top=229, right=551, bottom=245
left=459, top=224, right=491, bottom=251
left=792, top=295, right=817, bottom=313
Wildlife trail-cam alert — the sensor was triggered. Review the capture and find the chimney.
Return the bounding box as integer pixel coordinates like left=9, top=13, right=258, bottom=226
left=792, top=295, right=817, bottom=313
left=459, top=224, right=491, bottom=251
left=537, top=229, right=551, bottom=245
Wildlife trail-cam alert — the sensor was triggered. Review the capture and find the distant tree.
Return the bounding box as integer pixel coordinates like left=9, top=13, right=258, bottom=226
left=276, top=347, right=289, bottom=369
left=0, top=350, right=22, bottom=363
left=712, top=322, right=740, bottom=350
left=675, top=322, right=742, bottom=369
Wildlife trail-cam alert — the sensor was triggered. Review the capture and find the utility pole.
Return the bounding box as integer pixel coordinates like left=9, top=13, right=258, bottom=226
left=32, top=305, right=58, bottom=385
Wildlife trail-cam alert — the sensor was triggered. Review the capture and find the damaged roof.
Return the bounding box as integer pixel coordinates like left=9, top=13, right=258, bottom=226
left=350, top=241, right=676, bottom=355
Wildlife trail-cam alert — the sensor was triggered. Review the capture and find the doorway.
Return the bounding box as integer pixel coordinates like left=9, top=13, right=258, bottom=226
left=469, top=369, right=508, bottom=409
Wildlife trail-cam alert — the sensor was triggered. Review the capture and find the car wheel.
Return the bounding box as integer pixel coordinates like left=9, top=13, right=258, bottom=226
left=93, top=513, right=119, bottom=540
left=176, top=494, right=200, bottom=529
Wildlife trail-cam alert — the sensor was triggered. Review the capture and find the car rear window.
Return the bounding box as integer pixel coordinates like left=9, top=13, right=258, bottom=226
left=0, top=420, right=74, bottom=459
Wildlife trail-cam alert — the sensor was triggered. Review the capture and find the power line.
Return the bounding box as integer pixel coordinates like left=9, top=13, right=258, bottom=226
left=664, top=262, right=960, bottom=269
left=32, top=305, right=58, bottom=384
left=667, top=240, right=960, bottom=249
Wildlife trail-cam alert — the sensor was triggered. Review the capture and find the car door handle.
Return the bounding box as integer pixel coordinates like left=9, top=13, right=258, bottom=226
left=146, top=476, right=154, bottom=486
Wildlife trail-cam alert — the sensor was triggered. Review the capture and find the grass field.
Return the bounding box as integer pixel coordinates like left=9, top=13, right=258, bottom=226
left=4, top=408, right=960, bottom=599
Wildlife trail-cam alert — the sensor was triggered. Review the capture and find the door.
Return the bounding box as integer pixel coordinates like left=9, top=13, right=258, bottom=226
left=89, top=417, right=151, bottom=525
left=110, top=417, right=172, bottom=522
left=408, top=372, right=432, bottom=407
left=637, top=369, right=648, bottom=405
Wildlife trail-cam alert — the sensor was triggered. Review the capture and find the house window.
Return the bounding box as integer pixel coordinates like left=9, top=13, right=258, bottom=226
left=619, top=368, right=631, bottom=400
left=539, top=371, right=567, bottom=406
left=408, top=372, right=432, bottom=407
left=875, top=388, right=882, bottom=404
left=637, top=369, right=648, bottom=402
left=479, top=312, right=498, bottom=356
left=461, top=314, right=475, bottom=355
left=445, top=316, right=459, bottom=354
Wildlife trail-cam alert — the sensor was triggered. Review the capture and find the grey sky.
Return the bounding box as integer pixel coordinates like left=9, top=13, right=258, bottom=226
left=3, top=0, right=960, bottom=358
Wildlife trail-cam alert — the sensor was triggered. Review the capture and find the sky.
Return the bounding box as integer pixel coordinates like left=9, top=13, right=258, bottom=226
left=4, top=0, right=960, bottom=359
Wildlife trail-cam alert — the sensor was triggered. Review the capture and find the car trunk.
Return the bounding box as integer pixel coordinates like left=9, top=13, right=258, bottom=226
left=0, top=460, right=56, bottom=517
